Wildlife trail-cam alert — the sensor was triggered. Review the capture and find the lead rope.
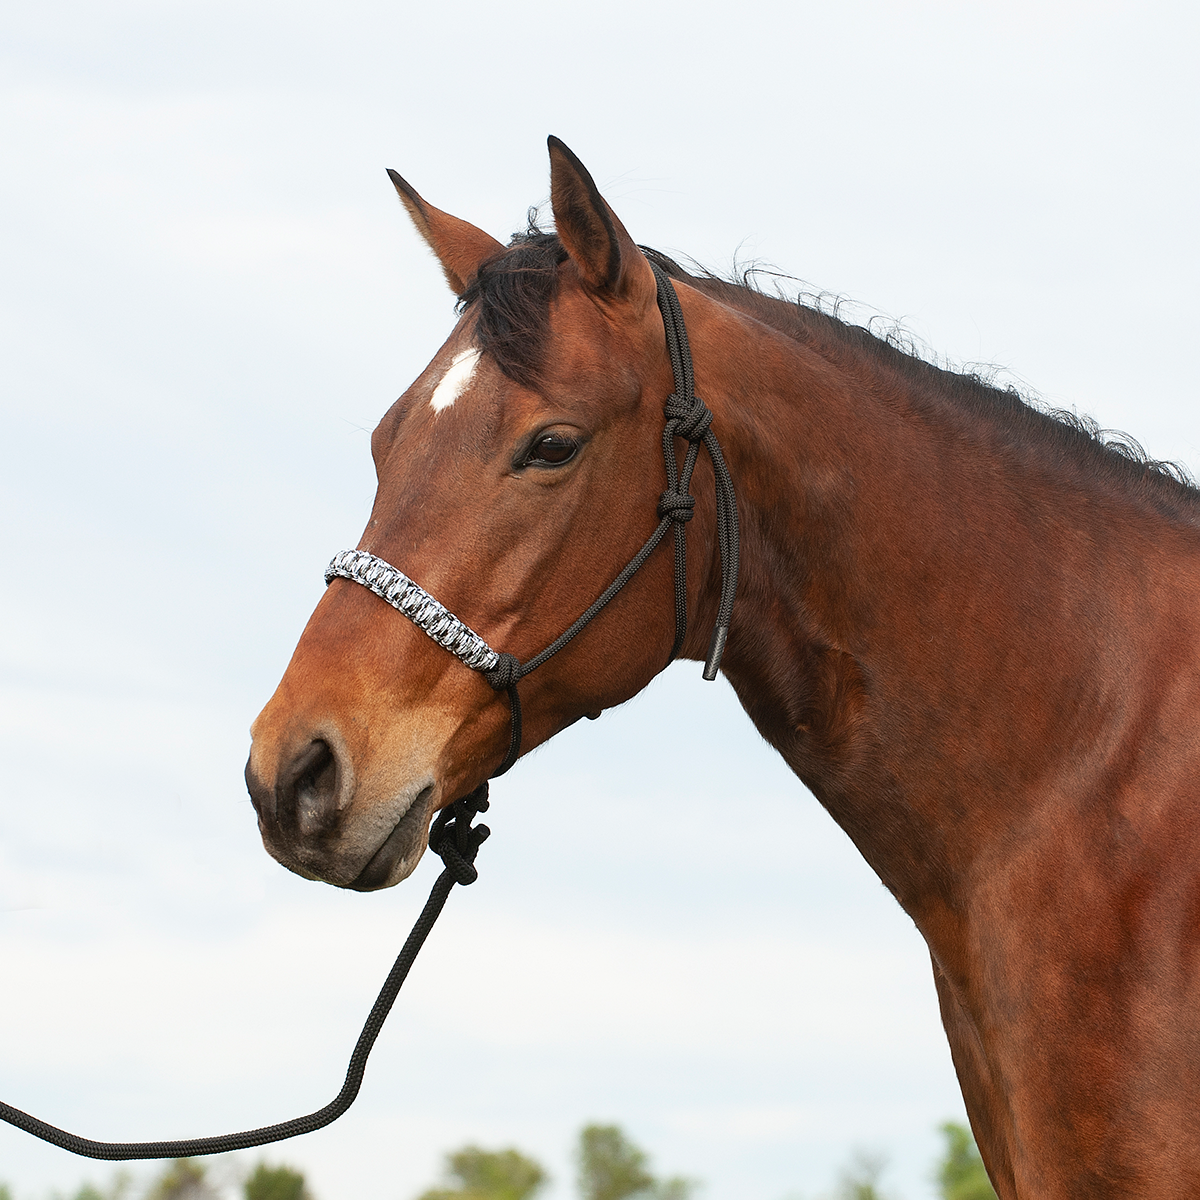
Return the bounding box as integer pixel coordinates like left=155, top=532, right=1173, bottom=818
left=0, top=787, right=491, bottom=1161
left=481, top=262, right=740, bottom=774
left=0, top=261, right=739, bottom=1161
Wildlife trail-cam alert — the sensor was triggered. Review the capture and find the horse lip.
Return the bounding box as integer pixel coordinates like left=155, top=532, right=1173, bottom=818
left=349, top=784, right=434, bottom=891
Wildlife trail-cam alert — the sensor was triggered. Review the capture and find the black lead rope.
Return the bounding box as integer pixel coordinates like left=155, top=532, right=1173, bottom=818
left=0, top=788, right=491, bottom=1161
left=481, top=262, right=740, bottom=775
left=0, top=261, right=739, bottom=1162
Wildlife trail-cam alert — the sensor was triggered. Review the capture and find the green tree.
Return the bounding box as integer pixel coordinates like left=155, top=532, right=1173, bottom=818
left=244, top=1164, right=310, bottom=1200
left=144, top=1160, right=218, bottom=1200
left=1, top=1183, right=13, bottom=1200
left=652, top=1183, right=693, bottom=1200
left=58, top=1170, right=132, bottom=1200
left=578, top=1125, right=653, bottom=1200
left=576, top=1124, right=694, bottom=1200
left=937, top=1122, right=997, bottom=1200
left=834, top=1149, right=889, bottom=1200
left=417, top=1145, right=546, bottom=1200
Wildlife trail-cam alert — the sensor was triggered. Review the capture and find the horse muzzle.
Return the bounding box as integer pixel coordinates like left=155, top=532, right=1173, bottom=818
left=244, top=732, right=437, bottom=890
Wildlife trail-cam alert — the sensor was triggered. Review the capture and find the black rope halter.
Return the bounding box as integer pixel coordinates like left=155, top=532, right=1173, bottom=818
left=0, top=260, right=739, bottom=1161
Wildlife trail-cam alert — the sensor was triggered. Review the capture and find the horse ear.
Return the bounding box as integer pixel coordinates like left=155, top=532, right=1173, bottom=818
left=547, top=136, right=655, bottom=304
left=387, top=169, right=504, bottom=295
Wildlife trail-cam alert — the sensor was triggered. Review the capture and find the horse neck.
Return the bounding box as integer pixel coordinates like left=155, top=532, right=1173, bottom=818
left=685, top=283, right=1200, bottom=929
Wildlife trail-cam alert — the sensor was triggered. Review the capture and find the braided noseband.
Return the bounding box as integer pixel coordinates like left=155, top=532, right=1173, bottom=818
left=326, top=262, right=741, bottom=778
left=325, top=550, right=500, bottom=673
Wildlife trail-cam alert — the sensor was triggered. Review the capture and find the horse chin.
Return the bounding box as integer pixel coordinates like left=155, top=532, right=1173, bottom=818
left=347, top=786, right=435, bottom=891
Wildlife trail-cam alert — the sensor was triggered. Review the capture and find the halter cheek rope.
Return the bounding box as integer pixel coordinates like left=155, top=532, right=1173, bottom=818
left=0, top=262, right=738, bottom=1160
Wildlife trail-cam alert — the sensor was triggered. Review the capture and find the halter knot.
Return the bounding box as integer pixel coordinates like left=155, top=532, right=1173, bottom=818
left=664, top=394, right=713, bottom=442
left=483, top=651, right=522, bottom=693
left=657, top=490, right=696, bottom=523
left=428, top=784, right=491, bottom=886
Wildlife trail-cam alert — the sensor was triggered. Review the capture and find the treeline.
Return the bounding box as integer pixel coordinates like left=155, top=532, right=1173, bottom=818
left=9, top=1160, right=311, bottom=1200
left=411, top=1122, right=997, bottom=1200
left=1, top=1120, right=995, bottom=1200
left=418, top=1124, right=692, bottom=1200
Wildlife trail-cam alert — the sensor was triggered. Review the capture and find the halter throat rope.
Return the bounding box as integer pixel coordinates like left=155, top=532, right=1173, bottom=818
left=325, top=261, right=740, bottom=777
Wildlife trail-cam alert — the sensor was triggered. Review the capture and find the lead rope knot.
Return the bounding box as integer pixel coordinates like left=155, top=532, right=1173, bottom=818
left=428, top=783, right=491, bottom=886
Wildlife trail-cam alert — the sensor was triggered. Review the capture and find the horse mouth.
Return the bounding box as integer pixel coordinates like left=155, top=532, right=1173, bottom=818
left=349, top=784, right=435, bottom=891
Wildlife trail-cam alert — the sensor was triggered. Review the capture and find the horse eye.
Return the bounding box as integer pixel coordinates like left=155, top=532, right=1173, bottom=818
left=527, top=434, right=579, bottom=467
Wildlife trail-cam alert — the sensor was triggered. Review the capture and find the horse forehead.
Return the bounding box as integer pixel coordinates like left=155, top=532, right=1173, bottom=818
left=379, top=336, right=494, bottom=435
left=375, top=341, right=525, bottom=471
left=542, top=285, right=666, bottom=393
left=379, top=292, right=636, bottom=460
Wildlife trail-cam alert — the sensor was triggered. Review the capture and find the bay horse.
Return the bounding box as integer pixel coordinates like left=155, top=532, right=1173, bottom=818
left=245, top=137, right=1200, bottom=1199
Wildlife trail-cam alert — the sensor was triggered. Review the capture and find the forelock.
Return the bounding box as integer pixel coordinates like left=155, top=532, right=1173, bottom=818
left=456, top=224, right=568, bottom=389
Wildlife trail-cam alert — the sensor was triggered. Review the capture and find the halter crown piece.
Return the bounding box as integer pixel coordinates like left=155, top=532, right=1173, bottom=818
left=326, top=260, right=741, bottom=777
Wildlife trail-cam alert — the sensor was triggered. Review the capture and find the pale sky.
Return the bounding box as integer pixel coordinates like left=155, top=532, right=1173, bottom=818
left=1, top=2, right=1197, bottom=1199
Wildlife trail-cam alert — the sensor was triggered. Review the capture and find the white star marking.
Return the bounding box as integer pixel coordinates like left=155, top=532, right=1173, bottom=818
left=430, top=348, right=480, bottom=412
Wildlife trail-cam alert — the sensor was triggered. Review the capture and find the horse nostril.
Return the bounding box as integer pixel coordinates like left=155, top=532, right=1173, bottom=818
left=281, top=739, right=343, bottom=836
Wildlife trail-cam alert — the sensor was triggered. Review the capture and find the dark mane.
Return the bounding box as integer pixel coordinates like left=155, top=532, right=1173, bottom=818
left=460, top=228, right=1198, bottom=512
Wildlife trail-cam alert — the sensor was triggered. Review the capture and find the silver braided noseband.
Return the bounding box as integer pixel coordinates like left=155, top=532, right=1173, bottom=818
left=325, top=549, right=500, bottom=674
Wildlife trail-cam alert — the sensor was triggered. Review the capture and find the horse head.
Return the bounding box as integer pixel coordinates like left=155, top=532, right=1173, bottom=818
left=245, top=139, right=725, bottom=890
